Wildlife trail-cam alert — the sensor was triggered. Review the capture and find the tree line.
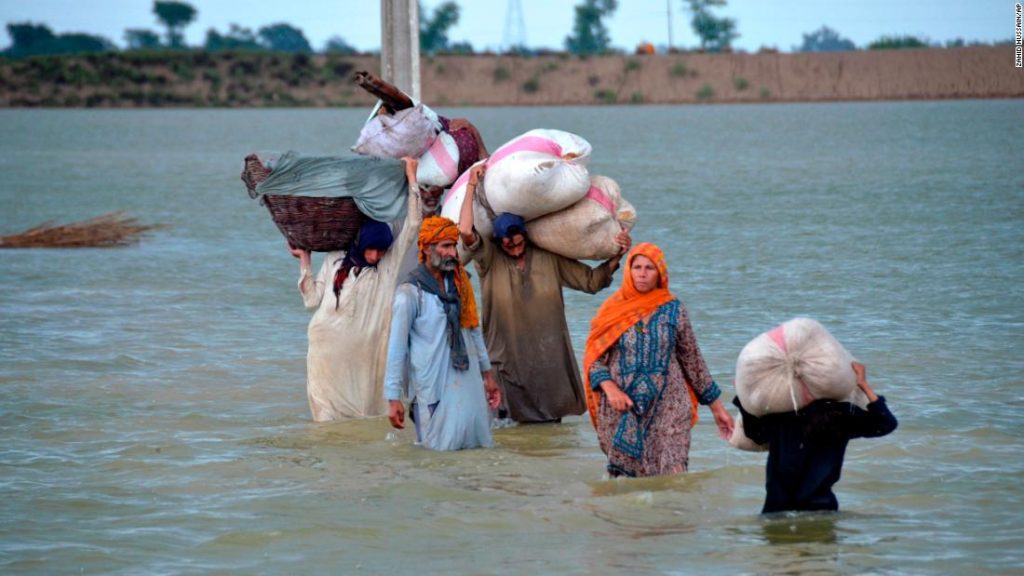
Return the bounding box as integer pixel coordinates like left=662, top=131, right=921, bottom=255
left=1, top=0, right=1006, bottom=60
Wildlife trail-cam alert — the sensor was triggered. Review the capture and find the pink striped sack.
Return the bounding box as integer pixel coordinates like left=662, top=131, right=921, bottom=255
left=526, top=175, right=637, bottom=260
left=440, top=129, right=593, bottom=236
left=416, top=131, right=461, bottom=187
left=733, top=318, right=868, bottom=419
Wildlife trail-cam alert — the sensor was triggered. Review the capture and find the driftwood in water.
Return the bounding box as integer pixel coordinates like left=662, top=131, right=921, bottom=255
left=0, top=211, right=168, bottom=248
left=354, top=71, right=414, bottom=113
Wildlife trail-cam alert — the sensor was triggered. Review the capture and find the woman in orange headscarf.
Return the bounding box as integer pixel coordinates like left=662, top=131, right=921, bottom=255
left=584, top=243, right=734, bottom=477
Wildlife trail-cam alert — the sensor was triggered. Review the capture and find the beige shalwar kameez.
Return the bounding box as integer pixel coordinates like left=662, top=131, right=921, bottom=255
left=297, top=188, right=420, bottom=422
left=464, top=236, right=616, bottom=422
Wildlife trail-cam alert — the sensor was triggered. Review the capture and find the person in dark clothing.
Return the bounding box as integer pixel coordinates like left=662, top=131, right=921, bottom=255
left=734, top=362, right=898, bottom=514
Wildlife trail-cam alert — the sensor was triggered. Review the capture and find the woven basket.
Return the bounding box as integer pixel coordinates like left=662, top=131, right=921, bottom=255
left=262, top=195, right=365, bottom=252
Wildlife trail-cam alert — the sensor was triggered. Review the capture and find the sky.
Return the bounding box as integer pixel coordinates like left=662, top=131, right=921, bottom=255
left=0, top=1, right=1014, bottom=53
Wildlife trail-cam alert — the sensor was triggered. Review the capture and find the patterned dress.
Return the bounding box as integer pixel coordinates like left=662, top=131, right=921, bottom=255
left=588, top=299, right=721, bottom=477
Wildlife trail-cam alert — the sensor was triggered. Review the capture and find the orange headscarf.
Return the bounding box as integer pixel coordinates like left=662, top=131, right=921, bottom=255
left=418, top=216, right=479, bottom=328
left=582, top=242, right=699, bottom=429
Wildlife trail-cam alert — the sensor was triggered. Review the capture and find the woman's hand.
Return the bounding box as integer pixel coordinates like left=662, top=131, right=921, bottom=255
left=288, top=243, right=311, bottom=268
left=600, top=380, right=634, bottom=413
left=709, top=399, right=735, bottom=440
left=852, top=361, right=879, bottom=402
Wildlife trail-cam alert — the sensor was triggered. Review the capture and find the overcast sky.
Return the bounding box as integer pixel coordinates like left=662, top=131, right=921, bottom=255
left=0, top=1, right=1013, bottom=53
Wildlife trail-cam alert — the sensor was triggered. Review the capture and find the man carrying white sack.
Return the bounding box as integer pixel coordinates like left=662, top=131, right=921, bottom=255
left=458, top=163, right=631, bottom=424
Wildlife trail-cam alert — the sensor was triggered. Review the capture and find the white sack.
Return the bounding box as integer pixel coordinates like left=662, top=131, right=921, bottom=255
left=352, top=104, right=438, bottom=159
left=527, top=175, right=637, bottom=260
left=728, top=413, right=768, bottom=452
left=734, top=318, right=868, bottom=417
left=440, top=129, right=593, bottom=236
left=416, top=131, right=461, bottom=188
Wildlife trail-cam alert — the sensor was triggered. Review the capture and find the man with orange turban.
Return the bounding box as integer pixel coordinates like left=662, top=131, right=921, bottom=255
left=384, top=216, right=502, bottom=451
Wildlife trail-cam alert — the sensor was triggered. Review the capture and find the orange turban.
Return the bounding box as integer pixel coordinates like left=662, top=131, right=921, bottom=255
left=418, top=216, right=479, bottom=328
left=582, top=242, right=698, bottom=429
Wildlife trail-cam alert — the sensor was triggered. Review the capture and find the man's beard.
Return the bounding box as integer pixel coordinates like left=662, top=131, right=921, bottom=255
left=429, top=250, right=457, bottom=271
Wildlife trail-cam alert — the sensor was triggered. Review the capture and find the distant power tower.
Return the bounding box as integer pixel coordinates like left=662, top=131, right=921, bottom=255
left=503, top=0, right=527, bottom=53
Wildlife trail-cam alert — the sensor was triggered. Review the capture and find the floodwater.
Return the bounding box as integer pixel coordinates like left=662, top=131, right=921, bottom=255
left=1, top=100, right=1022, bottom=574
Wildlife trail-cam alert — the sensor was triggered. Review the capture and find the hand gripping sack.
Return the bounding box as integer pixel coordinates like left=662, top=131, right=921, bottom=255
left=352, top=104, right=439, bottom=160
left=734, top=318, right=868, bottom=417
left=527, top=175, right=637, bottom=260
left=440, top=158, right=493, bottom=232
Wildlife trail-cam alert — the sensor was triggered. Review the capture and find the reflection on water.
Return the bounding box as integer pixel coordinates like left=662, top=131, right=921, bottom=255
left=759, top=513, right=840, bottom=546
left=1, top=102, right=1023, bottom=573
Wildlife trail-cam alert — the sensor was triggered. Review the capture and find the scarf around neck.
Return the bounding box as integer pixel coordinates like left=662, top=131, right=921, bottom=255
left=582, top=242, right=698, bottom=429
left=405, top=264, right=470, bottom=371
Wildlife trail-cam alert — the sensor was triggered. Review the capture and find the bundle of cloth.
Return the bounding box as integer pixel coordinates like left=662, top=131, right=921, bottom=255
left=729, top=317, right=870, bottom=451
left=440, top=129, right=636, bottom=260
left=350, top=71, right=486, bottom=189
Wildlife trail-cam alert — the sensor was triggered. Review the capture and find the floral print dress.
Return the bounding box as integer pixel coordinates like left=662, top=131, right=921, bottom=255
left=588, top=299, right=721, bottom=477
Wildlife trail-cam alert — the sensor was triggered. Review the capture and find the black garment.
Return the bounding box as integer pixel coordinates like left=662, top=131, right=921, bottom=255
left=734, top=395, right=897, bottom=514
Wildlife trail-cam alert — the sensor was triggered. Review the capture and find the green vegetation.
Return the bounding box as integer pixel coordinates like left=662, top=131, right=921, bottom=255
left=2, top=23, right=115, bottom=58
left=696, top=83, right=714, bottom=100
left=629, top=91, right=645, bottom=104
left=594, top=88, right=617, bottom=103
left=686, top=0, right=738, bottom=53
left=798, top=26, right=856, bottom=52
left=0, top=51, right=366, bottom=107
left=522, top=77, right=541, bottom=93
left=420, top=1, right=461, bottom=55
left=624, top=58, right=642, bottom=72
left=670, top=62, right=694, bottom=77
left=258, top=23, right=313, bottom=53
left=565, top=0, right=618, bottom=55
left=868, top=35, right=929, bottom=50
left=733, top=76, right=749, bottom=91
left=153, top=1, right=197, bottom=49
left=759, top=87, right=771, bottom=99
left=493, top=66, right=511, bottom=82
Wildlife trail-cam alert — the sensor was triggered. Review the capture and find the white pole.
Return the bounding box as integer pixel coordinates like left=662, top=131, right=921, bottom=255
left=380, top=0, right=421, bottom=100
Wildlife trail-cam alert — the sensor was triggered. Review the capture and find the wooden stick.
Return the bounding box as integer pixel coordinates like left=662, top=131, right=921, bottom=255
left=353, top=70, right=414, bottom=112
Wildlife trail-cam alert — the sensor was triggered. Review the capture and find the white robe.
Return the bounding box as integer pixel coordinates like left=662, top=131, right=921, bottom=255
left=384, top=280, right=494, bottom=451
left=297, top=187, right=420, bottom=422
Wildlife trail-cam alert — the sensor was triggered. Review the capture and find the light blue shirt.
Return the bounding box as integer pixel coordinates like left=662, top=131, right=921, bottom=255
left=384, top=279, right=491, bottom=405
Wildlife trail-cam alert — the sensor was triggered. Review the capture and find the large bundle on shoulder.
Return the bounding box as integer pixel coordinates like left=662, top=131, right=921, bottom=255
left=240, top=151, right=408, bottom=252
left=728, top=317, right=869, bottom=451
left=527, top=175, right=637, bottom=260
left=351, top=71, right=487, bottom=188
left=440, top=129, right=636, bottom=259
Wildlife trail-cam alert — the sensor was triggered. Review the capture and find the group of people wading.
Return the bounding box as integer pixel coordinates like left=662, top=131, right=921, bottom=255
left=289, top=148, right=897, bottom=514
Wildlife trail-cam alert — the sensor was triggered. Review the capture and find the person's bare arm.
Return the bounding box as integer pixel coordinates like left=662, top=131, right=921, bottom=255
left=852, top=362, right=879, bottom=402
left=459, top=163, right=486, bottom=247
